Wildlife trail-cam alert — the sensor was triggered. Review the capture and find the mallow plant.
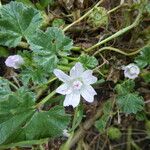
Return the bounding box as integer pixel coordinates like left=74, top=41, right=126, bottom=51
left=0, top=0, right=149, bottom=149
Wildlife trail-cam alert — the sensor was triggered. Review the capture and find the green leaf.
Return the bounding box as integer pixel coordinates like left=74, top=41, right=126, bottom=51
left=29, top=27, right=73, bottom=72
left=135, top=46, right=150, bottom=68
left=95, top=100, right=113, bottom=133
left=0, top=88, right=35, bottom=114
left=16, top=0, right=35, bottom=7
left=29, top=27, right=72, bottom=55
left=0, top=78, right=12, bottom=100
left=115, top=80, right=144, bottom=114
left=21, top=66, right=48, bottom=85
left=116, top=93, right=144, bottom=114
left=0, top=88, right=70, bottom=146
left=39, top=0, right=54, bottom=8
left=78, top=54, right=98, bottom=69
left=0, top=1, right=42, bottom=47
left=52, top=19, right=65, bottom=28
left=135, top=111, right=147, bottom=121
left=0, top=46, right=9, bottom=57
left=87, top=7, right=108, bottom=28
left=19, top=51, right=48, bottom=85
left=95, top=114, right=109, bottom=133
left=115, top=80, right=135, bottom=95
left=141, top=72, right=150, bottom=83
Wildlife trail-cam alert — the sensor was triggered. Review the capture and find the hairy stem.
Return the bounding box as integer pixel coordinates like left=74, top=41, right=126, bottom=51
left=86, top=10, right=142, bottom=52
left=63, top=0, right=104, bottom=32
left=35, top=90, right=56, bottom=108
left=94, top=46, right=142, bottom=56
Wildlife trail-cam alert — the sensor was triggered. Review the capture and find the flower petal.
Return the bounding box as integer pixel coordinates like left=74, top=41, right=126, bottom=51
left=56, top=83, right=72, bottom=95
left=82, top=70, right=97, bottom=85
left=81, top=85, right=97, bottom=103
left=63, top=92, right=80, bottom=108
left=70, top=62, right=84, bottom=78
left=53, top=69, right=71, bottom=82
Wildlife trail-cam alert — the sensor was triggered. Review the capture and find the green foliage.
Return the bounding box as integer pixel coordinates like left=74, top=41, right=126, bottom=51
left=52, top=19, right=65, bottom=28
left=19, top=51, right=48, bottom=85
left=115, top=80, right=144, bottom=114
left=0, top=78, right=12, bottom=100
left=0, top=1, right=42, bottom=47
left=21, top=66, right=48, bottom=85
left=115, top=80, right=135, bottom=95
left=107, top=127, right=122, bottom=140
left=0, top=47, right=9, bottom=57
left=36, top=0, right=54, bottom=10
left=16, top=0, right=34, bottom=7
left=135, top=46, right=150, bottom=68
left=117, top=93, right=144, bottom=114
left=87, top=7, right=108, bottom=28
left=95, top=100, right=113, bottom=133
left=0, top=87, right=70, bottom=146
left=29, top=27, right=73, bottom=72
left=144, top=1, right=150, bottom=15
left=135, top=111, right=147, bottom=121
left=141, top=72, right=150, bottom=83
left=79, top=54, right=98, bottom=69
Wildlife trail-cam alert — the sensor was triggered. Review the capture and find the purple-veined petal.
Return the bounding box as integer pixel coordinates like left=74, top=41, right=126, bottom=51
left=81, top=85, right=97, bottom=103
left=56, top=83, right=72, bottom=95
left=70, top=62, right=84, bottom=78
left=82, top=70, right=97, bottom=85
left=53, top=69, right=71, bottom=82
left=63, top=92, right=80, bottom=108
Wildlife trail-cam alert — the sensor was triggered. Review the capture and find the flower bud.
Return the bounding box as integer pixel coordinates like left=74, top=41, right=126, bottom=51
left=5, top=55, right=24, bottom=69
left=122, top=63, right=140, bottom=79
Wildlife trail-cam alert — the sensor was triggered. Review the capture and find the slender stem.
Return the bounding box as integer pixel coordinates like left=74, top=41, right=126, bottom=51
left=8, top=80, right=19, bottom=90
left=63, top=56, right=78, bottom=61
left=63, top=0, right=104, bottom=32
left=71, top=46, right=83, bottom=51
left=86, top=10, right=142, bottom=52
left=127, top=126, right=132, bottom=150
left=94, top=46, right=142, bottom=56
left=58, top=65, right=70, bottom=71
left=35, top=90, right=56, bottom=108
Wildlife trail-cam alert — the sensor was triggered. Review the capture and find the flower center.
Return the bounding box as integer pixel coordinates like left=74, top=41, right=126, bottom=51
left=72, top=80, right=83, bottom=90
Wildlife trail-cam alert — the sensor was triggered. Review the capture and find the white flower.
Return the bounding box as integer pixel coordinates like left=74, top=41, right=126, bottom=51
left=5, top=55, right=24, bottom=69
left=122, top=63, right=140, bottom=79
left=53, top=62, right=97, bottom=108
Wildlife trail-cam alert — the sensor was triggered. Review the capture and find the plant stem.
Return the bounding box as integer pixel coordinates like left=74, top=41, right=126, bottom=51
left=8, top=80, right=19, bottom=90
left=86, top=10, right=142, bottom=52
left=58, top=65, right=70, bottom=71
left=35, top=90, right=56, bottom=108
left=63, top=56, right=78, bottom=61
left=127, top=126, right=132, bottom=150
left=94, top=46, right=142, bottom=56
left=63, top=0, right=104, bottom=32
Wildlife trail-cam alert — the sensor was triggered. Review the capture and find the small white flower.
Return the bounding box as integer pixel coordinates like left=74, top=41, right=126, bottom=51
left=5, top=55, right=24, bottom=69
left=53, top=62, right=97, bottom=108
left=122, top=63, right=140, bottom=79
